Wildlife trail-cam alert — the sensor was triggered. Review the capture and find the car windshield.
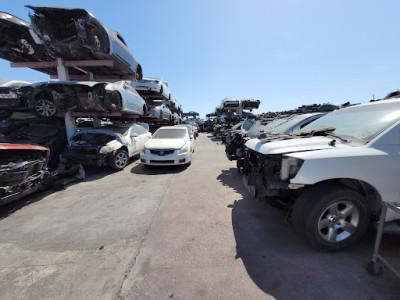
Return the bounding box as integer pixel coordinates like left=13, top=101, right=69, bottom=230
left=270, top=114, right=320, bottom=134
left=302, top=102, right=400, bottom=140
left=261, top=117, right=290, bottom=132
left=153, top=129, right=187, bottom=139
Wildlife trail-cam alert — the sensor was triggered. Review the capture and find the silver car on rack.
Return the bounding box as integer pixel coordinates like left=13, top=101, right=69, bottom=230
left=131, top=77, right=171, bottom=100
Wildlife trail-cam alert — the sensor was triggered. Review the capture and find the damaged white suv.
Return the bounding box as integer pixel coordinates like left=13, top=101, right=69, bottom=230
left=243, top=99, right=400, bottom=251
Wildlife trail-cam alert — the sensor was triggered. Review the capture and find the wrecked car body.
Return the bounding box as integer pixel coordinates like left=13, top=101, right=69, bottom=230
left=131, top=77, right=171, bottom=100
left=63, top=124, right=151, bottom=170
left=241, top=98, right=260, bottom=111
left=0, top=80, right=146, bottom=118
left=26, top=6, right=142, bottom=78
left=221, top=97, right=240, bottom=109
left=0, top=80, right=31, bottom=119
left=243, top=99, right=400, bottom=251
left=0, top=143, right=49, bottom=205
left=226, top=113, right=325, bottom=161
left=144, top=100, right=172, bottom=121
left=0, top=116, right=67, bottom=168
left=0, top=13, right=53, bottom=65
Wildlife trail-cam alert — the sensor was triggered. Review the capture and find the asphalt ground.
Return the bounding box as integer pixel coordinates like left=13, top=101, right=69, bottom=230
left=0, top=133, right=399, bottom=299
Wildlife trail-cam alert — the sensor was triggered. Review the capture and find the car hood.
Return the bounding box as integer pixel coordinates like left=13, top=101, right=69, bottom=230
left=145, top=139, right=186, bottom=150
left=245, top=136, right=348, bottom=155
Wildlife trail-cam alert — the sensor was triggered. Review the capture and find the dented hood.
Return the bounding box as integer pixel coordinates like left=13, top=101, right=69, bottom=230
left=145, top=139, right=186, bottom=150
left=245, top=136, right=348, bottom=155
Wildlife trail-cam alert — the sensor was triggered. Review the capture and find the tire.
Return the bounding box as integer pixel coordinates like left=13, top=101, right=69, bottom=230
left=34, top=98, right=57, bottom=117
left=291, top=183, right=370, bottom=251
left=108, top=149, right=129, bottom=171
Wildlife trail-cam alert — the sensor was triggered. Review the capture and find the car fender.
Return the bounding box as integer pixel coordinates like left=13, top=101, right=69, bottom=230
left=99, top=139, right=124, bottom=154
left=289, top=145, right=400, bottom=205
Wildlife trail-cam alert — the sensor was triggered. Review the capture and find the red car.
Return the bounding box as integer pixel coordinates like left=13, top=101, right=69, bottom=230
left=0, top=143, right=50, bottom=205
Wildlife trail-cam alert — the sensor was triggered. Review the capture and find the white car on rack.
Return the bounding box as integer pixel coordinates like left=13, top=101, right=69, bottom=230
left=144, top=100, right=172, bottom=121
left=140, top=126, right=194, bottom=166
left=131, top=77, right=171, bottom=100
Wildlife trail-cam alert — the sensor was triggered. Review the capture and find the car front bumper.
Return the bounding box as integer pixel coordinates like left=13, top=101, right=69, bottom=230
left=140, top=149, right=191, bottom=165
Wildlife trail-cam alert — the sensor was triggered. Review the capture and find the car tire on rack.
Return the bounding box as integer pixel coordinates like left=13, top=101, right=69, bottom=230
left=34, top=98, right=57, bottom=117
left=109, top=149, right=129, bottom=171
left=291, top=182, right=370, bottom=251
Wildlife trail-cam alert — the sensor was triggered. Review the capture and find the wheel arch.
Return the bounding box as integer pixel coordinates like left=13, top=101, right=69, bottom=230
left=300, top=178, right=383, bottom=218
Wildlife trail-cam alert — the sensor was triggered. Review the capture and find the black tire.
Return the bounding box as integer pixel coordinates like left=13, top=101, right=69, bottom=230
left=291, top=183, right=370, bottom=251
left=108, top=149, right=129, bottom=171
left=34, top=98, right=57, bottom=117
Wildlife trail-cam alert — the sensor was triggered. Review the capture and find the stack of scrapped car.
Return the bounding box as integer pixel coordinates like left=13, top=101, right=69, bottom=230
left=242, top=99, right=400, bottom=251
left=0, top=143, right=50, bottom=205
left=0, top=80, right=148, bottom=119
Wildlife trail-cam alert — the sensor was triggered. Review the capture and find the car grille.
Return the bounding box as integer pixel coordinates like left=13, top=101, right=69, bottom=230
left=150, top=160, right=174, bottom=164
left=150, top=149, right=174, bottom=156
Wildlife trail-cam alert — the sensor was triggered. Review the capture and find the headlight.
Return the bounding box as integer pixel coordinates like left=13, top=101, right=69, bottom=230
left=179, top=144, right=189, bottom=154
left=280, top=157, right=304, bottom=181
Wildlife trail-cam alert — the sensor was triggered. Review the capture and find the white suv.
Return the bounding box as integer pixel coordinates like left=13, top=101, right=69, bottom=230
left=243, top=99, right=400, bottom=251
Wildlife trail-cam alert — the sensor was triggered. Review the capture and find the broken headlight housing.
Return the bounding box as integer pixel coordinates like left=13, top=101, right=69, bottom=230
left=179, top=144, right=189, bottom=154
left=280, top=157, right=304, bottom=181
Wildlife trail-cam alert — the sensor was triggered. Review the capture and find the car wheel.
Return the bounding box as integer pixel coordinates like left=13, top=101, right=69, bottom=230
left=291, top=183, right=370, bottom=251
left=34, top=98, right=57, bottom=117
left=109, top=149, right=129, bottom=170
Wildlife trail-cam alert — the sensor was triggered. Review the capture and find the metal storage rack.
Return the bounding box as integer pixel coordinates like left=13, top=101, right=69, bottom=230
left=10, top=58, right=140, bottom=141
left=367, top=202, right=400, bottom=279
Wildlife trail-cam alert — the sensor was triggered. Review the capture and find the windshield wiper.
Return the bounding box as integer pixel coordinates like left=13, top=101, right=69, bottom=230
left=325, top=132, right=349, bottom=143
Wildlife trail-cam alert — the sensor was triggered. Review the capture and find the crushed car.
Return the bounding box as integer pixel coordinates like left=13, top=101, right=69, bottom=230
left=0, top=80, right=31, bottom=119
left=0, top=115, right=67, bottom=168
left=241, top=98, right=260, bottom=111
left=243, top=99, right=400, bottom=251
left=63, top=124, right=151, bottom=170
left=26, top=6, right=142, bottom=78
left=0, top=80, right=147, bottom=118
left=0, top=143, right=50, bottom=205
left=0, top=12, right=54, bottom=69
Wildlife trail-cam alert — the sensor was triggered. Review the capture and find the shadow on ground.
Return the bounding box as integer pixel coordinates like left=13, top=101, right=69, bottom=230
left=0, top=189, right=52, bottom=220
left=130, top=163, right=189, bottom=175
left=217, top=168, right=400, bottom=299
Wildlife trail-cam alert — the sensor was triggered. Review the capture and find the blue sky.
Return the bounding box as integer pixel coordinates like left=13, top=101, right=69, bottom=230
left=2, top=0, right=400, bottom=118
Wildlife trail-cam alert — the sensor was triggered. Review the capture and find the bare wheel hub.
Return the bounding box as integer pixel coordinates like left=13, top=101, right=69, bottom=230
left=318, top=201, right=360, bottom=242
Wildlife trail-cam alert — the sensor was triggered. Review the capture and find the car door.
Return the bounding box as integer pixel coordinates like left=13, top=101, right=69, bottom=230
left=125, top=126, right=138, bottom=156
left=122, top=81, right=142, bottom=113
left=129, top=125, right=146, bottom=154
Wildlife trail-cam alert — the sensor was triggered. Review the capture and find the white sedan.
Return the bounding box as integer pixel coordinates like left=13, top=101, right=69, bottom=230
left=140, top=126, right=194, bottom=166
left=64, top=123, right=151, bottom=170
left=131, top=77, right=171, bottom=100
